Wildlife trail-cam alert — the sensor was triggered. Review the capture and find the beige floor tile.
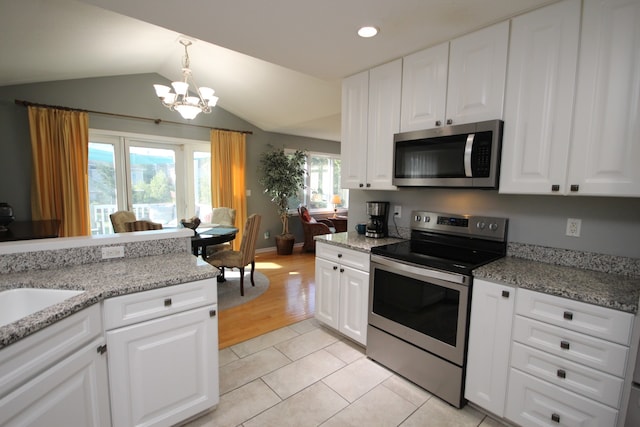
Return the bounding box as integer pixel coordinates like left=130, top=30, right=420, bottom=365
left=479, top=414, right=510, bottom=426
left=218, top=348, right=239, bottom=367
left=322, top=357, right=393, bottom=402
left=219, top=347, right=290, bottom=394
left=274, top=327, right=339, bottom=360
left=321, top=384, right=418, bottom=427
left=324, top=339, right=365, bottom=364
left=400, top=397, right=485, bottom=427
left=288, top=317, right=321, bottom=335
left=381, top=375, right=432, bottom=407
left=183, top=379, right=281, bottom=427
left=244, top=382, right=349, bottom=427
left=262, top=349, right=346, bottom=399
left=230, top=326, right=300, bottom=358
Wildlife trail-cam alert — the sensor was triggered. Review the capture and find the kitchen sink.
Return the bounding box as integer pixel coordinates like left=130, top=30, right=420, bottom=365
left=0, top=288, right=84, bottom=327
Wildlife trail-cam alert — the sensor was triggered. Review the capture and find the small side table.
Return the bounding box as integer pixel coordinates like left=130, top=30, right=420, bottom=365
left=330, top=216, right=348, bottom=233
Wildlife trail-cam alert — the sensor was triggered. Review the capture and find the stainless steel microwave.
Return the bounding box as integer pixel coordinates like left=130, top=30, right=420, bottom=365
left=393, top=120, right=503, bottom=188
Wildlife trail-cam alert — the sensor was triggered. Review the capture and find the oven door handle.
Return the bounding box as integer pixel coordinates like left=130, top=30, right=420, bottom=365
left=464, top=133, right=475, bottom=177
left=370, top=255, right=468, bottom=285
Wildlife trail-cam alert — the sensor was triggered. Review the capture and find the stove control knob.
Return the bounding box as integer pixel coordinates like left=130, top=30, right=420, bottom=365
left=476, top=221, right=486, bottom=230
left=415, top=215, right=422, bottom=222
left=489, top=223, right=499, bottom=231
left=424, top=216, right=430, bottom=222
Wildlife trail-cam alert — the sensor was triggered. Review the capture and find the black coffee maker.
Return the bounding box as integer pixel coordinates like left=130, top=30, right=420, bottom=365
left=365, top=201, right=389, bottom=238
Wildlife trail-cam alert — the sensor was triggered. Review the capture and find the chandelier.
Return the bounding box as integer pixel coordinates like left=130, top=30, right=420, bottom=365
left=153, top=39, right=219, bottom=120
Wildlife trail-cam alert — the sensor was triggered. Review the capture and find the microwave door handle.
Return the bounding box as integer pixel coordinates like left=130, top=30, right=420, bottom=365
left=464, top=133, right=475, bottom=177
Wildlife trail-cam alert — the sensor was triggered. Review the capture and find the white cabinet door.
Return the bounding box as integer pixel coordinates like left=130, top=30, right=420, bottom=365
left=367, top=59, right=401, bottom=190
left=341, top=70, right=369, bottom=189
left=0, top=337, right=111, bottom=427
left=446, top=21, right=509, bottom=125
left=500, top=0, right=581, bottom=195
left=338, top=265, right=370, bottom=345
left=107, top=305, right=219, bottom=427
left=315, top=257, right=340, bottom=330
left=567, top=0, right=640, bottom=197
left=465, top=279, right=515, bottom=417
left=401, top=42, right=449, bottom=132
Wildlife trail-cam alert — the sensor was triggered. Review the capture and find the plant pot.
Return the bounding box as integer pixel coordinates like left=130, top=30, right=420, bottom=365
left=275, top=234, right=295, bottom=255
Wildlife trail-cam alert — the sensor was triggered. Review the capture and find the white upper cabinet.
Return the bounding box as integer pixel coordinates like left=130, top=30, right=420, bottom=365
left=499, top=0, right=581, bottom=195
left=400, top=42, right=449, bottom=132
left=501, top=0, right=640, bottom=197
left=446, top=21, right=509, bottom=125
left=567, top=0, right=640, bottom=197
left=400, top=22, right=508, bottom=132
left=341, top=59, right=401, bottom=190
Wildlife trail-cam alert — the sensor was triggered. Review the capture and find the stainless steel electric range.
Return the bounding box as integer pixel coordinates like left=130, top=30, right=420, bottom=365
left=367, top=210, right=508, bottom=408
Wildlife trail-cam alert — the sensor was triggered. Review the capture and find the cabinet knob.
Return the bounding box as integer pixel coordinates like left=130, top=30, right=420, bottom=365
left=97, top=344, right=107, bottom=355
left=337, top=253, right=342, bottom=258
left=359, top=183, right=364, bottom=188
left=551, top=413, right=560, bottom=423
left=446, top=119, right=453, bottom=125
left=557, top=369, right=566, bottom=379
left=366, top=183, right=371, bottom=188
left=164, top=298, right=172, bottom=307
left=209, top=309, right=217, bottom=317
left=570, top=184, right=579, bottom=192
left=333, top=265, right=338, bottom=270
left=560, top=340, right=570, bottom=350
left=435, top=120, right=442, bottom=126
left=551, top=185, right=560, bottom=192
left=563, top=311, right=573, bottom=321
left=340, top=268, right=344, bottom=273
left=501, top=290, right=510, bottom=298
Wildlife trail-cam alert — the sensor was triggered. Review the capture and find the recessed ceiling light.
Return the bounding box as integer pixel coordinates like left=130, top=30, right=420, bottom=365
left=358, top=26, right=379, bottom=38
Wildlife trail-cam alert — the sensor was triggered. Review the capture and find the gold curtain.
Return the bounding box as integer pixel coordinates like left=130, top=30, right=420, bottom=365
left=210, top=129, right=247, bottom=249
left=28, top=106, right=90, bottom=237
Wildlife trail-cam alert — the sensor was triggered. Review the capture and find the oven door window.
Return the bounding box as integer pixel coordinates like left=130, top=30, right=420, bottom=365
left=372, top=269, right=460, bottom=346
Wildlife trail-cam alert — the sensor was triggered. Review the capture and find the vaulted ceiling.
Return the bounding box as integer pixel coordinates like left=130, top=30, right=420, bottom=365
left=0, top=0, right=556, bottom=141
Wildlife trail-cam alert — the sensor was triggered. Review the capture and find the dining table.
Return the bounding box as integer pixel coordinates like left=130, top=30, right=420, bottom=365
left=191, top=226, right=238, bottom=281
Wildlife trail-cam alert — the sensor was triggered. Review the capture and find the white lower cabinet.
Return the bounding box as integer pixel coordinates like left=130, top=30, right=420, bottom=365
left=505, top=288, right=633, bottom=427
left=465, top=279, right=515, bottom=417
left=315, top=242, right=370, bottom=345
left=0, top=336, right=110, bottom=427
left=104, top=279, right=219, bottom=427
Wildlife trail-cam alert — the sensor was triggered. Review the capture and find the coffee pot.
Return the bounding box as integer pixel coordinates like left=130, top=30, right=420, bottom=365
left=365, top=201, right=389, bottom=238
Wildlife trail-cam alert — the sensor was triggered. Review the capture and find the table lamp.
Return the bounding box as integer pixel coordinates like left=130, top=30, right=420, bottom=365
left=331, top=195, right=342, bottom=218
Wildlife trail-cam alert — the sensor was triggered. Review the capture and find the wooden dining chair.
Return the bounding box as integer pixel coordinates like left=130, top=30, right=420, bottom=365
left=124, top=220, right=163, bottom=231
left=205, top=214, right=261, bottom=296
left=206, top=207, right=237, bottom=256
left=109, top=211, right=136, bottom=233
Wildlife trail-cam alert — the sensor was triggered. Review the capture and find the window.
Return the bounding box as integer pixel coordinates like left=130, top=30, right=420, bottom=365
left=88, top=130, right=210, bottom=235
left=286, top=150, right=348, bottom=213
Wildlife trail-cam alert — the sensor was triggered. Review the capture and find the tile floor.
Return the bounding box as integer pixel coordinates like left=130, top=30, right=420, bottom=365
left=183, top=319, right=505, bottom=427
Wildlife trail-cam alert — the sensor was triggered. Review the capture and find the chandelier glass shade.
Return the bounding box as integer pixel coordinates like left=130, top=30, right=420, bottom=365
left=153, top=39, right=219, bottom=120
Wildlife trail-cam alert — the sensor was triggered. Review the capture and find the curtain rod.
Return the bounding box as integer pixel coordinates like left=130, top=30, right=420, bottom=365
left=13, top=99, right=253, bottom=135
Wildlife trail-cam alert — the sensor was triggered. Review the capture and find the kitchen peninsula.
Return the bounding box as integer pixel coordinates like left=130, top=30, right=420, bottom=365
left=0, top=229, right=220, bottom=426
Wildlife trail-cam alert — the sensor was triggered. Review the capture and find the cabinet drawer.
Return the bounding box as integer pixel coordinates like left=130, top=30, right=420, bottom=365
left=512, top=315, right=628, bottom=377
left=103, top=279, right=217, bottom=330
left=511, top=342, right=623, bottom=408
left=316, top=243, right=370, bottom=272
left=0, top=305, right=102, bottom=397
left=516, top=288, right=633, bottom=345
left=506, top=369, right=618, bottom=427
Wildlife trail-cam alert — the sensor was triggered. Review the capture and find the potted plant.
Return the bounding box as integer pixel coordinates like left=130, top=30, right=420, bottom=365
left=259, top=146, right=307, bottom=255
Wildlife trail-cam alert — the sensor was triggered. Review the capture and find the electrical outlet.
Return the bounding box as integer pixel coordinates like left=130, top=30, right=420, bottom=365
left=566, top=218, right=581, bottom=237
left=264, top=231, right=270, bottom=239
left=101, top=246, right=124, bottom=259
left=393, top=205, right=402, bottom=218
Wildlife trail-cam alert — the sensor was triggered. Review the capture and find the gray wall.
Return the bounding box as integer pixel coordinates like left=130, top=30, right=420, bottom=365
left=348, top=188, right=640, bottom=259
left=0, top=73, right=339, bottom=250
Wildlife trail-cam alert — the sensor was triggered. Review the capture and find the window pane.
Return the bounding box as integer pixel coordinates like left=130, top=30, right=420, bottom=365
left=194, top=151, right=211, bottom=221
left=88, top=142, right=117, bottom=235
left=129, top=146, right=177, bottom=227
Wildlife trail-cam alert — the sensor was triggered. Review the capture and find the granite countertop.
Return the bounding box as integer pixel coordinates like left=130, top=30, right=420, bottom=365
left=0, top=253, right=217, bottom=349
left=315, top=231, right=404, bottom=253
left=474, top=256, right=640, bottom=313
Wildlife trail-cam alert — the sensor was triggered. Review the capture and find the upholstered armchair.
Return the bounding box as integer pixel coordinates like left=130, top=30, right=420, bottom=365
left=298, top=206, right=335, bottom=252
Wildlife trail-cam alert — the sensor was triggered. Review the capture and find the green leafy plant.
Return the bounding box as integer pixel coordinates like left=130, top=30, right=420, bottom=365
left=259, top=146, right=307, bottom=236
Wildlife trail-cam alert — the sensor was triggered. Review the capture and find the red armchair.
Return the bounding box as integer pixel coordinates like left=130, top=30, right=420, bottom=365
left=298, top=206, right=335, bottom=252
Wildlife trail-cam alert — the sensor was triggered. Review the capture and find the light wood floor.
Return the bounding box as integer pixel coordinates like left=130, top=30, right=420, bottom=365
left=218, top=249, right=317, bottom=349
